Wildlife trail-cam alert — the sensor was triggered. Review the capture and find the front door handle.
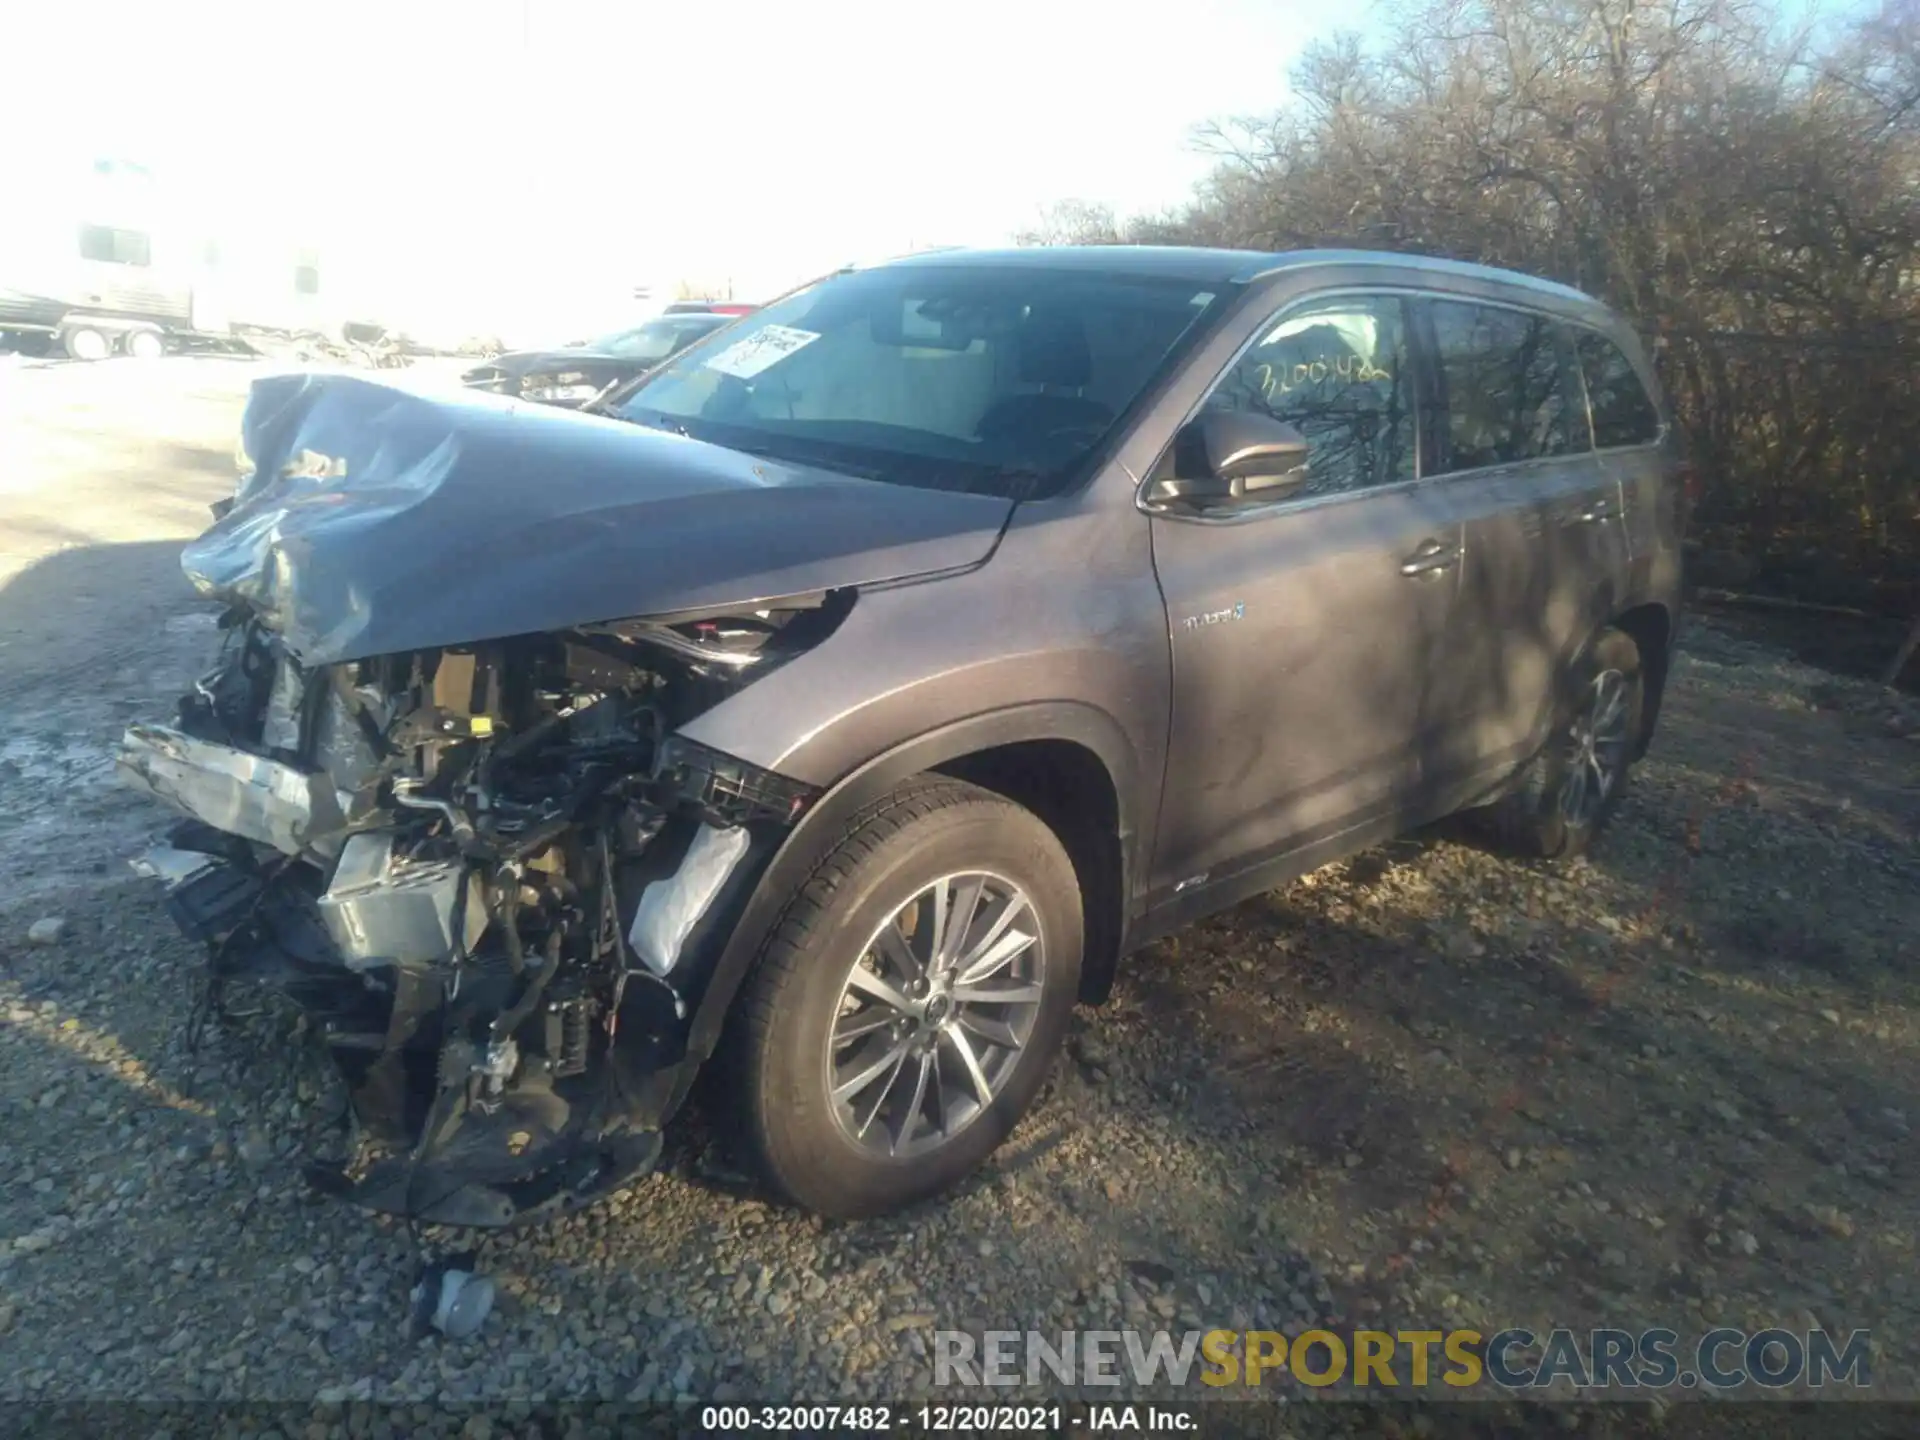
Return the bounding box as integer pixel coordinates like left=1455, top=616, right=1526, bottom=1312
left=1399, top=538, right=1460, bottom=578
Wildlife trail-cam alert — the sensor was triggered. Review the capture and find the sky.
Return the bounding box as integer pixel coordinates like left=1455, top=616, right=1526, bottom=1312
left=0, top=0, right=1363, bottom=341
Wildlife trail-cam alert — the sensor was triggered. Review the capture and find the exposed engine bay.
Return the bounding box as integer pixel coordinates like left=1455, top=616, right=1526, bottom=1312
left=118, top=598, right=840, bottom=1226
left=113, top=367, right=1014, bottom=1226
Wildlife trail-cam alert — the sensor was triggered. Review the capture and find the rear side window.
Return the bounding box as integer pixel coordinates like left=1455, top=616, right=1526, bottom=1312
left=1424, top=300, right=1575, bottom=472
left=1202, top=295, right=1415, bottom=498
left=1574, top=330, right=1661, bottom=448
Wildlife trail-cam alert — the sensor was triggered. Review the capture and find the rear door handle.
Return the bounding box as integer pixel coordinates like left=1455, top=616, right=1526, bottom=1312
left=1399, top=538, right=1461, bottom=578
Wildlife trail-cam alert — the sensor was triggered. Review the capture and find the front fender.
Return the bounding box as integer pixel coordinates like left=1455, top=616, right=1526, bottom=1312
left=680, top=701, right=1141, bottom=1071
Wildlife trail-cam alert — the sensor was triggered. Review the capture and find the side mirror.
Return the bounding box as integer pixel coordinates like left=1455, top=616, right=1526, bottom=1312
left=1145, top=409, right=1311, bottom=509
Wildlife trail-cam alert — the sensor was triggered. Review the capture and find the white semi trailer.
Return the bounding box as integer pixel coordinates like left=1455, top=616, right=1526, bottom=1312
left=0, top=159, right=395, bottom=360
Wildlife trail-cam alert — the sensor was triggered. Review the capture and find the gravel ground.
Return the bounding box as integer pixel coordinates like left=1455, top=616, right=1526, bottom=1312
left=1, top=365, right=1916, bottom=1426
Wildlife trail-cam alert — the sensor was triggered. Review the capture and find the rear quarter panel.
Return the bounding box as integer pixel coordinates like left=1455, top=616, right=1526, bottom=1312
left=1607, top=323, right=1686, bottom=629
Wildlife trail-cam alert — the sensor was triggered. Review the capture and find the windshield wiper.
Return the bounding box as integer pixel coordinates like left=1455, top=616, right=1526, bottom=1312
left=607, top=410, right=695, bottom=439
left=987, top=467, right=1052, bottom=502
left=727, top=443, right=1047, bottom=496
left=574, top=375, right=635, bottom=415
left=712, top=438, right=892, bottom=482
left=582, top=362, right=678, bottom=416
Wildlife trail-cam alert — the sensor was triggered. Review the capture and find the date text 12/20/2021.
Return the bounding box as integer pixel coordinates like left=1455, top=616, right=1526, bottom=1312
left=700, top=1404, right=1194, bottom=1432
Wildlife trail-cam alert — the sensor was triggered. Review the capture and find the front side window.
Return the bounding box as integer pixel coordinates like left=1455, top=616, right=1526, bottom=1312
left=1574, top=330, right=1661, bottom=449
left=1426, top=300, right=1575, bottom=473
left=615, top=266, right=1225, bottom=499
left=78, top=225, right=151, bottom=266
left=1201, top=295, right=1415, bottom=498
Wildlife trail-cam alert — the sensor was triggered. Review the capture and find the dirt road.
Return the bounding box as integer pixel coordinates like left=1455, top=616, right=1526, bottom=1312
left=2, top=360, right=1916, bottom=1420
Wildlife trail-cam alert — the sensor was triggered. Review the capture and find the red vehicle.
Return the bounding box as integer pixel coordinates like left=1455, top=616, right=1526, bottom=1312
left=663, top=300, right=757, bottom=317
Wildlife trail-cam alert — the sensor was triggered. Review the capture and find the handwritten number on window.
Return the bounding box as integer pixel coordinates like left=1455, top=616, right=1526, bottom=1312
left=1253, top=354, right=1391, bottom=405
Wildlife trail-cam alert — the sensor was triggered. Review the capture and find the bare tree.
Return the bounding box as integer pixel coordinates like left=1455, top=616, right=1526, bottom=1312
left=1014, top=200, right=1126, bottom=247
left=1075, top=0, right=1920, bottom=628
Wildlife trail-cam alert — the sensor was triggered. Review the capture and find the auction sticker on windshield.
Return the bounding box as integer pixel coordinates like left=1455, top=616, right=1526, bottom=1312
left=704, top=325, right=821, bottom=380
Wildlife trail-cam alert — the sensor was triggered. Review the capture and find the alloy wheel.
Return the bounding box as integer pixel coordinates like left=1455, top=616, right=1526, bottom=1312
left=1558, top=667, right=1631, bottom=827
left=825, top=871, right=1046, bottom=1159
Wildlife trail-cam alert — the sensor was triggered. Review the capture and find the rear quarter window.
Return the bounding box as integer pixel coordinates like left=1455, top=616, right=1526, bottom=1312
left=1574, top=330, right=1662, bottom=448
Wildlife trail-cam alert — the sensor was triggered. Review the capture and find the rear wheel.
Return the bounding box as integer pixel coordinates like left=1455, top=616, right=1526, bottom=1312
left=728, top=777, right=1082, bottom=1218
left=123, top=328, right=165, bottom=359
left=1474, top=626, right=1643, bottom=861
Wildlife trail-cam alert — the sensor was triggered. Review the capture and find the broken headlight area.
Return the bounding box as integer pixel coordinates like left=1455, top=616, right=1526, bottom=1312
left=520, top=376, right=606, bottom=406
left=459, top=365, right=518, bottom=395
left=118, top=606, right=831, bottom=1226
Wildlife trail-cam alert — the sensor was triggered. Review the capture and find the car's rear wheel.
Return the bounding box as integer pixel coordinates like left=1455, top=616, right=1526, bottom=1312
left=728, top=777, right=1082, bottom=1218
left=1474, top=626, right=1644, bottom=861
left=123, top=328, right=165, bottom=359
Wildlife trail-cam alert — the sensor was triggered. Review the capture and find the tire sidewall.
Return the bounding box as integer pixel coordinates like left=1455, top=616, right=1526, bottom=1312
left=753, top=799, right=1082, bottom=1215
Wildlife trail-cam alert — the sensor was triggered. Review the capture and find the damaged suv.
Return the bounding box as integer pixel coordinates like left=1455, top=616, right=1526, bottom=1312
left=120, top=246, right=1682, bottom=1226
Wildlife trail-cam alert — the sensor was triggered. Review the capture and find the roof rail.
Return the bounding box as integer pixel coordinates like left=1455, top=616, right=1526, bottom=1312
left=843, top=244, right=969, bottom=271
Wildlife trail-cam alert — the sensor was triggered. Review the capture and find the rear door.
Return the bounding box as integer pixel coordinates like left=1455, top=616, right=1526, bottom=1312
left=1572, top=326, right=1676, bottom=584
left=1147, top=291, right=1464, bottom=904
left=1414, top=297, right=1627, bottom=786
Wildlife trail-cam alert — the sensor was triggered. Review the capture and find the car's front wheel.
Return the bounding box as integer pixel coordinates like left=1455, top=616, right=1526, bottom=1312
left=729, top=777, right=1082, bottom=1218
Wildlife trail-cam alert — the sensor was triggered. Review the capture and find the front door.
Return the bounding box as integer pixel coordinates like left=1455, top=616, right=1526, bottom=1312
left=1147, top=292, right=1462, bottom=907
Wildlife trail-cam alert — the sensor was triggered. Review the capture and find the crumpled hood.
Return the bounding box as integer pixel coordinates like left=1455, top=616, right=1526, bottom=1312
left=185, top=372, right=1014, bottom=665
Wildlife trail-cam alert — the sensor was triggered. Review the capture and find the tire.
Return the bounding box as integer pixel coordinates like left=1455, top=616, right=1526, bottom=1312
left=123, top=328, right=165, bottom=359
left=62, top=324, right=111, bottom=361
left=728, top=776, right=1083, bottom=1218
left=1472, top=626, right=1644, bottom=861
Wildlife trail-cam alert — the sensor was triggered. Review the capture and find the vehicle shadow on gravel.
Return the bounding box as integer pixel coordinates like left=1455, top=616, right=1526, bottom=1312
left=0, top=532, right=220, bottom=693
left=1050, top=686, right=1918, bottom=1394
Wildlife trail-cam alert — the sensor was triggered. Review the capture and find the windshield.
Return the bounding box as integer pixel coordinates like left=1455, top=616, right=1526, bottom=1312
left=612, top=265, right=1225, bottom=498
left=586, top=316, right=725, bottom=360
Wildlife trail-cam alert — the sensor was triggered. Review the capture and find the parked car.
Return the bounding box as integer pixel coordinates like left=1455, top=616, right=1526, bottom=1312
left=663, top=300, right=758, bottom=317
left=118, top=246, right=1682, bottom=1227
left=460, top=312, right=741, bottom=405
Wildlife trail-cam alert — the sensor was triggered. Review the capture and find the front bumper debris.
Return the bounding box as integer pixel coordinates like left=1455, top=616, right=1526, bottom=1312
left=149, top=833, right=671, bottom=1227
left=118, top=602, right=815, bottom=1228
left=117, top=724, right=349, bottom=858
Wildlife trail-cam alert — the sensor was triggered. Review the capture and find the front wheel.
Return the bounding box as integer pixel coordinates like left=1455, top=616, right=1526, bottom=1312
left=1473, top=626, right=1644, bottom=861
left=62, top=324, right=111, bottom=361
left=728, top=777, right=1083, bottom=1218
